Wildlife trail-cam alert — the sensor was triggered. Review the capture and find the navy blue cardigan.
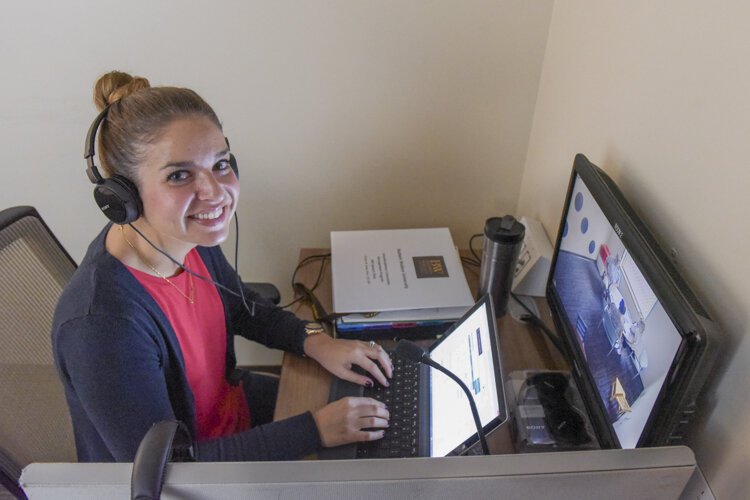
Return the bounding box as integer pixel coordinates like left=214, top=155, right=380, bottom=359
left=52, top=225, right=321, bottom=462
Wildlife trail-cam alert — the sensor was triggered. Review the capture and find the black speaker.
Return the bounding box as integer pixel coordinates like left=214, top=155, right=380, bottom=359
left=84, top=107, right=238, bottom=224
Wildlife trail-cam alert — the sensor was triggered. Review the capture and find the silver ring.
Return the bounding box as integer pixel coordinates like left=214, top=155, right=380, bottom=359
left=368, top=340, right=376, bottom=348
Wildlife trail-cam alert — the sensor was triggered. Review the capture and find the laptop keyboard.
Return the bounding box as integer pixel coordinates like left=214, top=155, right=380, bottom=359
left=357, top=353, right=421, bottom=458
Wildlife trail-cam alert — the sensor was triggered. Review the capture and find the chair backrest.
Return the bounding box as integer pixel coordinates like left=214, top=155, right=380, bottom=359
left=0, top=206, right=78, bottom=496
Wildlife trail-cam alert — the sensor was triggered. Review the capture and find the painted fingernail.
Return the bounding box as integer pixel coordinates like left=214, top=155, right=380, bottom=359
left=365, top=379, right=373, bottom=387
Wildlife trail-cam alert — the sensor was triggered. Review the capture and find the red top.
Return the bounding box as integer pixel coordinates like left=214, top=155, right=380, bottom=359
left=126, top=249, right=251, bottom=440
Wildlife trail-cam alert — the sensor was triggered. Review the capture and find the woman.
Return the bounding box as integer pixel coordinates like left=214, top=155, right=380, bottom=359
left=52, top=71, right=391, bottom=462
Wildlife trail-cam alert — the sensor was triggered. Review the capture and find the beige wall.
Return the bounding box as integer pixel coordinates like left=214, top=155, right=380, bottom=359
left=0, top=1, right=553, bottom=364
left=518, top=1, right=750, bottom=497
left=2, top=0, right=745, bottom=493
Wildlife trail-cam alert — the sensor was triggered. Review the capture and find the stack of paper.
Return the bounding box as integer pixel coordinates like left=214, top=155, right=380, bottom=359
left=331, top=228, right=474, bottom=331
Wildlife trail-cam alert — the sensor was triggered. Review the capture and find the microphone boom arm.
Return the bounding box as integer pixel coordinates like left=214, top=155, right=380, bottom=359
left=422, top=357, right=490, bottom=455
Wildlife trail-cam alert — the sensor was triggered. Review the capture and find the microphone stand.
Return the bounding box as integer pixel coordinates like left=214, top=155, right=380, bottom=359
left=396, top=340, right=490, bottom=455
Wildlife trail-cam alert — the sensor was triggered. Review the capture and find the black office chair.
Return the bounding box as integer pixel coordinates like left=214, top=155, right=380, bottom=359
left=244, top=282, right=281, bottom=305
left=0, top=206, right=78, bottom=499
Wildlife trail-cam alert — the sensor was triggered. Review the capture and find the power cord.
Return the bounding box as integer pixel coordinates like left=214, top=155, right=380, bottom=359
left=461, top=232, right=483, bottom=267
left=511, top=292, right=566, bottom=356
left=282, top=252, right=387, bottom=324
left=279, top=253, right=330, bottom=310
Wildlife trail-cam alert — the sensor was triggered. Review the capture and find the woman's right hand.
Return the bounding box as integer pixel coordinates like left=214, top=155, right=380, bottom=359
left=312, top=397, right=389, bottom=448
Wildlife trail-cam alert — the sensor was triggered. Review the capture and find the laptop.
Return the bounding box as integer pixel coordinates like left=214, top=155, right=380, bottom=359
left=320, top=294, right=508, bottom=459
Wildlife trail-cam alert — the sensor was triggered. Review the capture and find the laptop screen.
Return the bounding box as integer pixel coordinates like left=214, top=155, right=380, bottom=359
left=428, top=298, right=505, bottom=456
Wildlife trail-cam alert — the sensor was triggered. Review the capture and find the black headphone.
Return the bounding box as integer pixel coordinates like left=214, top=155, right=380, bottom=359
left=84, top=107, right=239, bottom=224
left=83, top=106, right=263, bottom=317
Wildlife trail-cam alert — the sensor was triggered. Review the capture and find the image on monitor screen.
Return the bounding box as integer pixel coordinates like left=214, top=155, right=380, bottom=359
left=546, top=154, right=717, bottom=448
left=551, top=174, right=682, bottom=448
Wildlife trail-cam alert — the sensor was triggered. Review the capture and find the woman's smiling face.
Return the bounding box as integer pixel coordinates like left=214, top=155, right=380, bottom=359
left=134, top=116, right=239, bottom=251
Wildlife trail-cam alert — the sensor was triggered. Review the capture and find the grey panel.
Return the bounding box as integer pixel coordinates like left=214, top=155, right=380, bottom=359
left=21, top=446, right=695, bottom=500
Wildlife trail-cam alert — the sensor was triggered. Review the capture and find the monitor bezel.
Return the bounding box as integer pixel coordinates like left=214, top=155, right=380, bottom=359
left=545, top=154, right=713, bottom=448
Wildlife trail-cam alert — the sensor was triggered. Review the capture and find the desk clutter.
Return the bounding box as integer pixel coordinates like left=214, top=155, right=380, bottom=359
left=318, top=154, right=717, bottom=452
left=507, top=370, right=598, bottom=453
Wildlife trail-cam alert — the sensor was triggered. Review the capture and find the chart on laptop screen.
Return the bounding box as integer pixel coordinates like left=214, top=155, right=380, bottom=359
left=551, top=175, right=682, bottom=448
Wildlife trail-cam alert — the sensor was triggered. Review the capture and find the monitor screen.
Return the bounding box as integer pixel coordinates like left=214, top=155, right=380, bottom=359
left=429, top=298, right=505, bottom=456
left=547, top=154, right=717, bottom=448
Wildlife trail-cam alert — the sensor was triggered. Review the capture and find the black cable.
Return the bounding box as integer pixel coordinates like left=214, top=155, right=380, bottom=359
left=307, top=253, right=330, bottom=291
left=279, top=295, right=306, bottom=310
left=510, top=292, right=566, bottom=356
left=232, top=214, right=255, bottom=316
left=127, top=216, right=269, bottom=317
left=291, top=282, right=329, bottom=322
left=469, top=232, right=483, bottom=265
left=279, top=253, right=330, bottom=310
left=290, top=253, right=330, bottom=288
left=461, top=256, right=480, bottom=267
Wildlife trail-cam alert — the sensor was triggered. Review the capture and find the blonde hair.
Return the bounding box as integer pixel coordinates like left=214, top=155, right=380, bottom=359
left=92, top=71, right=222, bottom=181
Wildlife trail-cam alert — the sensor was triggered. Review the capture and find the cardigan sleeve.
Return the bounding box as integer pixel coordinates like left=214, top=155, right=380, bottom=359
left=56, top=310, right=322, bottom=462
left=55, top=314, right=179, bottom=462
left=196, top=412, right=321, bottom=461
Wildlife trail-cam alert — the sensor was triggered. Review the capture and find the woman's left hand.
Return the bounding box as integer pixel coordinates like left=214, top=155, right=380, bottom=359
left=304, top=334, right=393, bottom=387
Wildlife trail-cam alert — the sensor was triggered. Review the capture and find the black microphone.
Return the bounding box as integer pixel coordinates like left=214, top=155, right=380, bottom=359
left=395, top=339, right=490, bottom=455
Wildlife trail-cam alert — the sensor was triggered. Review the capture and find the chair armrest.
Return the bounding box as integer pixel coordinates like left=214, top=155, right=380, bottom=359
left=244, top=282, right=281, bottom=305
left=131, top=421, right=194, bottom=500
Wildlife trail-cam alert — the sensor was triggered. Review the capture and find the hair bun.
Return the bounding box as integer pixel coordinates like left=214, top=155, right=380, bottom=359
left=93, top=71, right=151, bottom=111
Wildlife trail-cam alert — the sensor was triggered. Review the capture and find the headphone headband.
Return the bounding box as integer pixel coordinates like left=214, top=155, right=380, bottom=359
left=84, top=106, right=238, bottom=224
left=84, top=107, right=109, bottom=184
left=83, top=105, right=143, bottom=224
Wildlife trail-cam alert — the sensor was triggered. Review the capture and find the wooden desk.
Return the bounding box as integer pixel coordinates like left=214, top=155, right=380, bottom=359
left=274, top=249, right=569, bottom=452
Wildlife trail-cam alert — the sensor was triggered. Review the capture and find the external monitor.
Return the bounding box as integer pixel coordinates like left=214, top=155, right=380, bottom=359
left=546, top=154, right=717, bottom=448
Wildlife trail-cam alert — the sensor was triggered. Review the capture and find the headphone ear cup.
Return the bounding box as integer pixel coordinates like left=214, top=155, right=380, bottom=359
left=93, top=175, right=143, bottom=224
left=229, top=153, right=239, bottom=179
